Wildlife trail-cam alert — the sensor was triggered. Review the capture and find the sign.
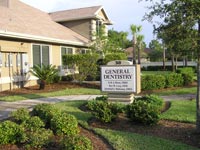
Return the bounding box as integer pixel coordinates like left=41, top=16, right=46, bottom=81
left=101, top=66, right=137, bottom=93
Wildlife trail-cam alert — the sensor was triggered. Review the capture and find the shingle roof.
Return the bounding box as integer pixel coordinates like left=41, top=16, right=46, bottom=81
left=0, top=0, right=89, bottom=46
left=49, top=5, right=112, bottom=25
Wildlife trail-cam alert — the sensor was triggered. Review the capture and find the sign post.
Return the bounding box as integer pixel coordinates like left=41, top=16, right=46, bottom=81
left=101, top=60, right=141, bottom=103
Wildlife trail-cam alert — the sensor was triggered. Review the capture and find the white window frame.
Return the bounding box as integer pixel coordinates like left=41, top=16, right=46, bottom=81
left=5, top=53, right=13, bottom=67
left=0, top=52, right=2, bottom=67
left=16, top=53, right=21, bottom=67
left=32, top=44, right=50, bottom=67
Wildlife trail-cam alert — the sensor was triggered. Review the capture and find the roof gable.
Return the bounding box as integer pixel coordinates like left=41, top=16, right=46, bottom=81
left=49, top=5, right=112, bottom=25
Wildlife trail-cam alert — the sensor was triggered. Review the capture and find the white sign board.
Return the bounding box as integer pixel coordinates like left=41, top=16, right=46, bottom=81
left=101, top=66, right=136, bottom=93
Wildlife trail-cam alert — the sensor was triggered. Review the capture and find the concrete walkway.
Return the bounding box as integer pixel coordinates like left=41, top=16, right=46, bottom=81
left=0, top=95, right=100, bottom=121
left=0, top=94, right=196, bottom=121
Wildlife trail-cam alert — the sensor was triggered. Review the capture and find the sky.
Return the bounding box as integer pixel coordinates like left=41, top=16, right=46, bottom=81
left=21, top=0, right=156, bottom=46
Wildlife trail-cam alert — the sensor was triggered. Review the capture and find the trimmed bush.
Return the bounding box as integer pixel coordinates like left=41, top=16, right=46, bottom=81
left=61, top=135, right=93, bottom=150
left=50, top=113, right=79, bottom=136
left=22, top=116, right=45, bottom=132
left=95, top=96, right=108, bottom=101
left=87, top=100, right=121, bottom=123
left=134, top=95, right=164, bottom=111
left=10, top=108, right=30, bottom=124
left=61, top=75, right=74, bottom=81
left=24, top=128, right=53, bottom=149
left=165, top=73, right=184, bottom=88
left=32, top=104, right=60, bottom=128
left=126, top=95, right=164, bottom=125
left=0, top=121, right=26, bottom=144
left=176, top=67, right=194, bottom=85
left=102, top=53, right=127, bottom=65
left=141, top=75, right=166, bottom=90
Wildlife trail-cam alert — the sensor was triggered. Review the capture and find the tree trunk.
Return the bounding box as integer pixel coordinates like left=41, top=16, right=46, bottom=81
left=196, top=20, right=200, bottom=133
left=138, top=47, right=141, bottom=64
left=132, top=36, right=137, bottom=65
left=163, top=47, right=166, bottom=70
left=175, top=56, right=178, bottom=71
left=39, top=80, right=46, bottom=90
left=185, top=56, right=188, bottom=67
left=171, top=55, right=175, bottom=72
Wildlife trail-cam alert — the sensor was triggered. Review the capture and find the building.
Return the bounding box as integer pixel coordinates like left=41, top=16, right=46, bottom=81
left=0, top=0, right=112, bottom=91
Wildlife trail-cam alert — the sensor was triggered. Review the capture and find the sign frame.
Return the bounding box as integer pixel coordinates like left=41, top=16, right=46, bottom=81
left=101, top=65, right=140, bottom=94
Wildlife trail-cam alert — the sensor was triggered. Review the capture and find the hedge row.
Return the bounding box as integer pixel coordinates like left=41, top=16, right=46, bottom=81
left=142, top=70, right=194, bottom=90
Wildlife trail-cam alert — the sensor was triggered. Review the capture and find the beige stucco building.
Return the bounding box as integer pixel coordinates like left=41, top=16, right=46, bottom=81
left=0, top=0, right=112, bottom=91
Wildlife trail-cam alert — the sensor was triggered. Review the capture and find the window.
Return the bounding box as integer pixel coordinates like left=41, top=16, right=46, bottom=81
left=61, top=47, right=73, bottom=55
left=81, top=49, right=89, bottom=54
left=6, top=53, right=13, bottom=67
left=16, top=53, right=21, bottom=67
left=32, top=44, right=49, bottom=66
left=61, top=47, right=73, bottom=66
left=0, top=52, right=2, bottom=67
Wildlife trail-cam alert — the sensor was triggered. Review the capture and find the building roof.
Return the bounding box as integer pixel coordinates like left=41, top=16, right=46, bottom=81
left=49, top=5, right=113, bottom=25
left=0, top=0, right=89, bottom=46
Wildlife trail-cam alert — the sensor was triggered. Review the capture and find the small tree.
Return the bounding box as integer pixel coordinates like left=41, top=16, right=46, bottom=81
left=63, top=54, right=98, bottom=82
left=30, top=64, right=59, bottom=90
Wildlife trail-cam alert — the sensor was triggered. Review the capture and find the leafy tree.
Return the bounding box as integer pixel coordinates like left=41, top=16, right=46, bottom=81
left=30, top=64, right=59, bottom=90
left=62, top=54, right=98, bottom=82
left=148, top=39, right=163, bottom=62
left=142, top=0, right=200, bottom=132
left=108, top=29, right=132, bottom=50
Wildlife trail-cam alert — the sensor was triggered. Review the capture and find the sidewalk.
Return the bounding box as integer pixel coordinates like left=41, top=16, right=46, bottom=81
left=0, top=95, right=100, bottom=121
left=0, top=94, right=196, bottom=121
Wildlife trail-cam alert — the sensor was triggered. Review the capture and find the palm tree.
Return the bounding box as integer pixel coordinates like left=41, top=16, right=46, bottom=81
left=30, top=64, right=59, bottom=90
left=130, top=24, right=142, bottom=64
left=136, top=35, right=145, bottom=64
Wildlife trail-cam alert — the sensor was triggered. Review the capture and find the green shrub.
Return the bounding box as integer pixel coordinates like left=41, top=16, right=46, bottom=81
left=102, top=53, right=127, bottom=65
left=141, top=75, right=166, bottom=90
left=32, top=104, right=60, bottom=128
left=50, top=113, right=79, bottom=136
left=61, top=135, right=93, bottom=150
left=182, top=73, right=194, bottom=86
left=165, top=73, right=184, bottom=88
left=95, top=96, right=108, bottom=101
left=110, top=102, right=126, bottom=114
left=24, top=128, right=53, bottom=149
left=134, top=95, right=164, bottom=111
left=52, top=74, right=61, bottom=83
left=22, top=116, right=45, bottom=132
left=87, top=101, right=119, bottom=123
left=61, top=75, right=74, bottom=81
left=10, top=108, right=30, bottom=123
left=176, top=67, right=194, bottom=85
left=126, top=95, right=164, bottom=125
left=0, top=121, right=26, bottom=144
left=126, top=101, right=160, bottom=125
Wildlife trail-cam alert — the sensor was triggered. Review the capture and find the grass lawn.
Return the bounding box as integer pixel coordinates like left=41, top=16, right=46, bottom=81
left=94, top=128, right=198, bottom=150
left=154, top=87, right=197, bottom=96
left=54, top=100, right=198, bottom=150
left=0, top=88, right=102, bottom=102
left=161, top=100, right=196, bottom=123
